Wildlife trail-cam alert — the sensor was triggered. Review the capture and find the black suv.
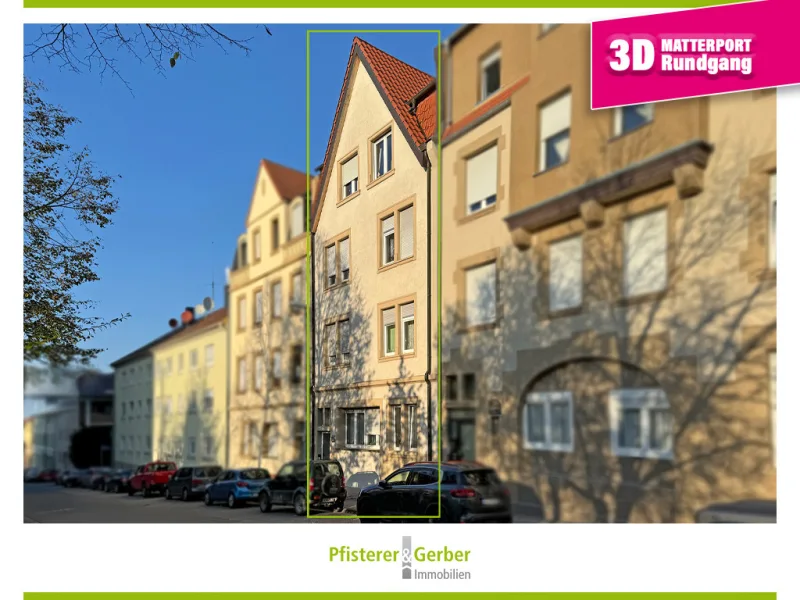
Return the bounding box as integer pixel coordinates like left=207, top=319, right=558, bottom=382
left=356, top=461, right=512, bottom=523
left=165, top=464, right=223, bottom=501
left=258, top=459, right=347, bottom=516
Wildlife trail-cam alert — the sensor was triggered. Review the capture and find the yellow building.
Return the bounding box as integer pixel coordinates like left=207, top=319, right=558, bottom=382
left=24, top=418, right=34, bottom=469
left=227, top=159, right=310, bottom=475
left=151, top=308, right=229, bottom=467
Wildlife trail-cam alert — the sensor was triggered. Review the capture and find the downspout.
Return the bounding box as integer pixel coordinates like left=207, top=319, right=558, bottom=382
left=224, top=279, right=231, bottom=469
left=425, top=149, right=433, bottom=462
left=309, top=225, right=317, bottom=460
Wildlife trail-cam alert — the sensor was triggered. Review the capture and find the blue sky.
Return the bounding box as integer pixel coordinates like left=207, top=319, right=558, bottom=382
left=23, top=24, right=457, bottom=370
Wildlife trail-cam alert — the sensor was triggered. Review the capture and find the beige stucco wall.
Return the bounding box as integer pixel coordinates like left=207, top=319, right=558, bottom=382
left=113, top=355, right=155, bottom=468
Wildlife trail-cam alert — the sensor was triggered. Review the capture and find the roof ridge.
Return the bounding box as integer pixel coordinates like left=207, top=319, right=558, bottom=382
left=354, top=37, right=435, bottom=84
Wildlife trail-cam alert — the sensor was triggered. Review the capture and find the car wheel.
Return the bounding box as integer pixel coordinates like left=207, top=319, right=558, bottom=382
left=181, top=488, right=189, bottom=502
left=259, top=492, right=272, bottom=513
left=204, top=491, right=212, bottom=506
left=227, top=493, right=237, bottom=509
left=164, top=486, right=172, bottom=500
left=293, top=492, right=306, bottom=516
left=127, top=486, right=135, bottom=496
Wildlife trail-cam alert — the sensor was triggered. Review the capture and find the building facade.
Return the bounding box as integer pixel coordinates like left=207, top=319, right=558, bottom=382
left=439, top=24, right=776, bottom=522
left=151, top=308, right=228, bottom=467
left=311, top=38, right=439, bottom=480
left=227, top=160, right=309, bottom=475
left=111, top=352, right=156, bottom=468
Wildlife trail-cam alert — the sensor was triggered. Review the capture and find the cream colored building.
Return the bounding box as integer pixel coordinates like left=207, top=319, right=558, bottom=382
left=151, top=308, right=228, bottom=467
left=311, top=37, right=439, bottom=480
left=112, top=351, right=157, bottom=468
left=439, top=24, right=776, bottom=522
left=227, top=159, right=309, bottom=475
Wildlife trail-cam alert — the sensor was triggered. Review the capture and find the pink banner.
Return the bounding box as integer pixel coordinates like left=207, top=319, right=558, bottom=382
left=590, top=0, right=800, bottom=108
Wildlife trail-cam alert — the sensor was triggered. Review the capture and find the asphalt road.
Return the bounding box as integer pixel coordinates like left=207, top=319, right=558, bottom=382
left=23, top=483, right=358, bottom=524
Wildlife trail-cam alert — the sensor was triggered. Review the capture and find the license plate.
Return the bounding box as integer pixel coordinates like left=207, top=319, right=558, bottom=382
left=321, top=498, right=335, bottom=505
left=482, top=498, right=501, bottom=506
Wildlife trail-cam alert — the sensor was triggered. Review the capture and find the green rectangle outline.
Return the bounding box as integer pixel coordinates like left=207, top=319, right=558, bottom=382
left=305, top=28, right=444, bottom=520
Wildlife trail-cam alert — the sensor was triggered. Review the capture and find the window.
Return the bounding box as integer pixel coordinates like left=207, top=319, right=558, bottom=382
left=255, top=289, right=264, bottom=325
left=177, top=354, right=184, bottom=373
left=341, top=154, right=359, bottom=199
left=345, top=408, right=379, bottom=448
left=446, top=375, right=458, bottom=401
left=463, top=373, right=477, bottom=400
left=188, top=392, right=198, bottom=413
left=188, top=437, right=196, bottom=456
left=769, top=171, right=776, bottom=269
left=271, top=281, right=282, bottom=318
left=381, top=204, right=414, bottom=267
left=290, top=200, right=305, bottom=239
left=549, top=235, right=583, bottom=311
left=166, top=357, right=173, bottom=375
left=177, top=393, right=185, bottom=413
left=291, top=345, right=303, bottom=384
left=271, top=351, right=282, bottom=388
left=246, top=422, right=260, bottom=457
left=262, top=423, right=278, bottom=457
left=466, top=145, right=498, bottom=215
left=372, top=130, right=393, bottom=179
left=271, top=218, right=280, bottom=251
left=382, top=307, right=396, bottom=357
left=401, top=302, right=415, bottom=353
left=480, top=49, right=501, bottom=100
left=770, top=352, right=776, bottom=463
left=465, top=262, right=497, bottom=326
left=254, top=355, right=264, bottom=392
left=624, top=209, right=668, bottom=298
left=325, top=323, right=337, bottom=367
left=205, top=344, right=214, bottom=368
left=392, top=405, right=402, bottom=450
left=613, top=103, right=654, bottom=136
left=237, top=357, right=247, bottom=393
left=253, top=229, right=262, bottom=261
left=239, top=239, right=248, bottom=266
left=203, top=389, right=214, bottom=413
left=238, top=296, right=246, bottom=330
left=539, top=92, right=572, bottom=171
left=318, top=407, right=331, bottom=428
left=339, top=319, right=350, bottom=363
left=325, top=236, right=350, bottom=288
left=609, top=389, right=672, bottom=459
left=205, top=436, right=214, bottom=456
left=408, top=405, right=418, bottom=449
left=386, top=469, right=410, bottom=485
left=523, top=391, right=574, bottom=452
left=190, top=349, right=198, bottom=370
left=292, top=272, right=303, bottom=305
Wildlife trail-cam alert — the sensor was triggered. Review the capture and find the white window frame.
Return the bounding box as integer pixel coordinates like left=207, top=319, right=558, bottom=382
left=408, top=405, right=418, bottom=450
left=613, top=103, right=655, bottom=137
left=372, top=131, right=393, bottom=180
left=341, top=154, right=359, bottom=199
left=290, top=199, right=305, bottom=239
left=271, top=281, right=282, bottom=318
left=465, top=261, right=497, bottom=327
left=549, top=235, right=583, bottom=312
left=465, top=145, right=498, bottom=216
left=382, top=215, right=395, bottom=266
left=522, top=391, right=574, bottom=452
left=480, top=49, right=501, bottom=101
left=539, top=92, right=572, bottom=172
left=382, top=309, right=397, bottom=357
left=205, top=344, right=214, bottom=368
left=623, top=209, right=668, bottom=298
left=769, top=171, right=776, bottom=269
left=344, top=408, right=380, bottom=450
left=292, top=272, right=303, bottom=305
left=255, top=289, right=264, bottom=324
left=255, top=355, right=264, bottom=392
left=608, top=388, right=673, bottom=460
left=401, top=303, right=415, bottom=354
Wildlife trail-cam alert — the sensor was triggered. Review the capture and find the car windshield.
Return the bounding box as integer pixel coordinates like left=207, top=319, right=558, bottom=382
left=152, top=463, right=174, bottom=471
left=462, top=469, right=502, bottom=486
left=240, top=469, right=269, bottom=480
left=199, top=467, right=222, bottom=478
left=118, top=470, right=131, bottom=476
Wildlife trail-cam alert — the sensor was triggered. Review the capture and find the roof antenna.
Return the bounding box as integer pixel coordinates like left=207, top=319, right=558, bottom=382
left=210, top=241, right=216, bottom=307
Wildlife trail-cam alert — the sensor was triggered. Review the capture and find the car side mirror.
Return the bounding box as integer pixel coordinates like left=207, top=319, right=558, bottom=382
left=378, top=480, right=390, bottom=489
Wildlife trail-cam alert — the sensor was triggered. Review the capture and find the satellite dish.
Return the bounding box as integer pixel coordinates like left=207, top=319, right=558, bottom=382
left=168, top=318, right=178, bottom=328
left=195, top=304, right=206, bottom=317
left=203, top=297, right=214, bottom=311
left=180, top=309, right=193, bottom=325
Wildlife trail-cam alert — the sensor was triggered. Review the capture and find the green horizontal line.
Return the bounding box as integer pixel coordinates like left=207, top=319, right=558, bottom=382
left=23, top=0, right=741, bottom=8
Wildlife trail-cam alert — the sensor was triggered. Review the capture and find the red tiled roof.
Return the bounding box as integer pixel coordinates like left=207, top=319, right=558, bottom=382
left=442, top=74, right=530, bottom=143
left=261, top=158, right=306, bottom=201
left=416, top=91, right=438, bottom=140
left=313, top=37, right=436, bottom=231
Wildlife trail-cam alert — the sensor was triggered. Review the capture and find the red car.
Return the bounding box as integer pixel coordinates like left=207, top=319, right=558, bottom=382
left=128, top=461, right=177, bottom=497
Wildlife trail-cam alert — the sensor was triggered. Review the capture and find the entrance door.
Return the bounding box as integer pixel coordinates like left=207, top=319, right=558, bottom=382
left=318, top=432, right=331, bottom=460
left=447, top=414, right=476, bottom=461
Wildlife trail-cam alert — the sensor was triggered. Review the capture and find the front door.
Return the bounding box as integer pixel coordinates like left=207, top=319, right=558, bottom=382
left=448, top=416, right=476, bottom=461
left=318, top=432, right=331, bottom=460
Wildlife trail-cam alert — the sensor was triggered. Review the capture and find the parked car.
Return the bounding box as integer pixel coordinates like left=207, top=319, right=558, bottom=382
left=56, top=470, right=72, bottom=486
left=204, top=468, right=270, bottom=508
left=63, top=469, right=86, bottom=487
left=356, top=461, right=512, bottom=523
left=103, top=469, right=134, bottom=493
left=38, top=469, right=59, bottom=482
left=128, top=461, right=177, bottom=497
left=77, top=467, right=105, bottom=488
left=259, top=459, right=347, bottom=516
left=165, top=465, right=223, bottom=501
left=89, top=468, right=113, bottom=490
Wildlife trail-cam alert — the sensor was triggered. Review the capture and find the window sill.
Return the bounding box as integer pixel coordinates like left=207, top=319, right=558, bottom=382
left=523, top=441, right=573, bottom=453
left=323, top=362, right=350, bottom=372
left=367, top=169, right=395, bottom=190
left=378, top=350, right=416, bottom=363
left=533, top=159, right=570, bottom=178
left=459, top=321, right=499, bottom=334
left=344, top=445, right=380, bottom=452
left=547, top=304, right=583, bottom=320
left=613, top=448, right=674, bottom=461
left=337, top=190, right=361, bottom=207
left=618, top=290, right=668, bottom=308
left=378, top=255, right=415, bottom=274
left=458, top=203, right=498, bottom=226
left=324, top=280, right=350, bottom=294
left=609, top=119, right=654, bottom=144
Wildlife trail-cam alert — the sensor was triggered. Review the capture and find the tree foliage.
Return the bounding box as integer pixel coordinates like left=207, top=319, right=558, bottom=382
left=24, top=77, right=127, bottom=365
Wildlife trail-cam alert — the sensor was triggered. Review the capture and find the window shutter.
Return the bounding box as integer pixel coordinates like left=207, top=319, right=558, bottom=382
left=342, top=156, right=358, bottom=185
left=293, top=273, right=303, bottom=303
left=382, top=307, right=396, bottom=327
left=382, top=214, right=395, bottom=235
left=465, top=262, right=497, bottom=326
left=339, top=320, right=350, bottom=355
left=624, top=209, right=667, bottom=297
left=291, top=201, right=304, bottom=238
left=549, top=236, right=583, bottom=311
left=466, top=146, right=498, bottom=208
left=540, top=93, right=572, bottom=141
left=399, top=207, right=414, bottom=259
left=326, top=245, right=336, bottom=281
left=339, top=238, right=350, bottom=275
left=401, top=302, right=414, bottom=320
left=326, top=324, right=336, bottom=358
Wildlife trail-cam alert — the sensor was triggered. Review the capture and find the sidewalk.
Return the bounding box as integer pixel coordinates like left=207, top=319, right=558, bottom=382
left=341, top=500, right=543, bottom=523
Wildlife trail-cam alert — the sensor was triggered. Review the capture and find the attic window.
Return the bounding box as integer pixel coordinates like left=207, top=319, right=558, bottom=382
left=341, top=154, right=359, bottom=200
